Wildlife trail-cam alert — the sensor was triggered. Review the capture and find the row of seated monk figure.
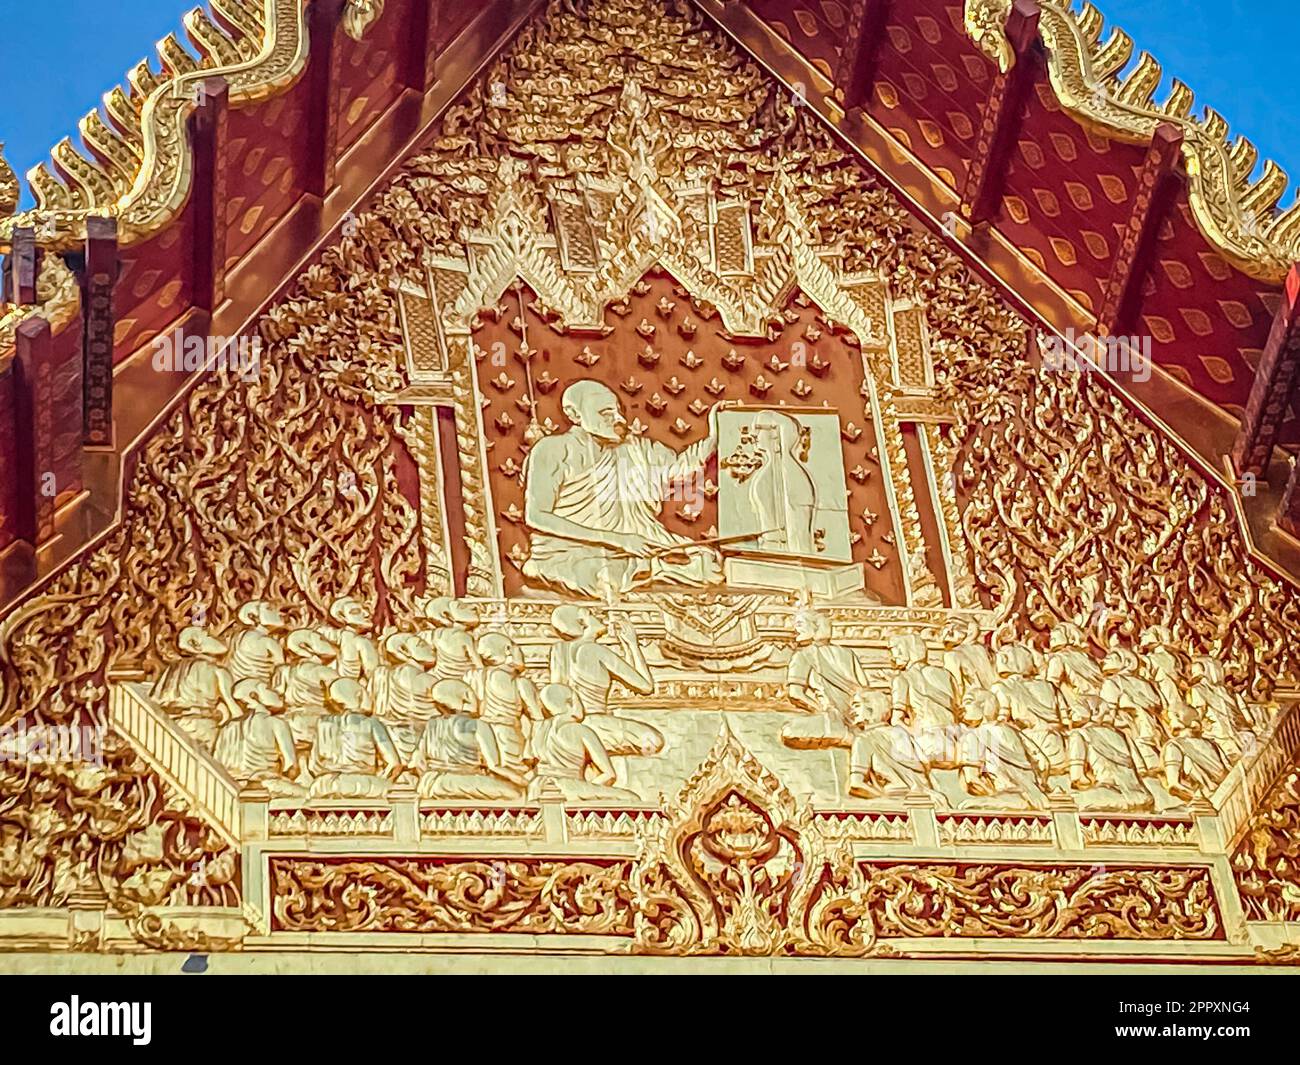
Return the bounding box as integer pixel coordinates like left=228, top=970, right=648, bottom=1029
left=149, top=596, right=664, bottom=803
left=783, top=615, right=1274, bottom=812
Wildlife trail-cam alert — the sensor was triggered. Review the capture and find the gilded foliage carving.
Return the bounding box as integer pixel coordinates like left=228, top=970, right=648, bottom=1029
left=631, top=725, right=876, bottom=957
left=270, top=857, right=634, bottom=935
left=863, top=862, right=1220, bottom=940
left=1232, top=767, right=1300, bottom=922
left=0, top=0, right=1297, bottom=960
left=0, top=235, right=425, bottom=909
left=942, top=346, right=1300, bottom=698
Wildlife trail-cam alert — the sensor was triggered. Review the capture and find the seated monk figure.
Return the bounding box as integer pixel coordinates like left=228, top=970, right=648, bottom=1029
left=225, top=600, right=288, bottom=684
left=318, top=596, right=380, bottom=682
left=371, top=632, right=439, bottom=763
left=989, top=643, right=1067, bottom=776
left=214, top=681, right=305, bottom=798
left=1161, top=712, right=1230, bottom=803
left=548, top=606, right=664, bottom=757
left=939, top=618, right=996, bottom=704
left=845, top=690, right=931, bottom=800
left=1185, top=656, right=1261, bottom=757
left=307, top=678, right=402, bottom=799
left=413, top=680, right=527, bottom=801
left=527, top=684, right=640, bottom=803
left=521, top=381, right=723, bottom=597
left=151, top=626, right=242, bottom=746
left=422, top=597, right=484, bottom=682
left=478, top=632, right=543, bottom=775
left=273, top=629, right=340, bottom=752
left=1097, top=647, right=1166, bottom=776
left=1043, top=622, right=1103, bottom=708
left=956, top=689, right=1049, bottom=810
left=889, top=634, right=960, bottom=768
left=1064, top=699, right=1154, bottom=812
left=787, top=609, right=870, bottom=726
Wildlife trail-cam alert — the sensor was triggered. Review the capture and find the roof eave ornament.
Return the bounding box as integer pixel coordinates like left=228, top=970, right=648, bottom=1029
left=342, top=0, right=385, bottom=42
left=965, top=0, right=1015, bottom=74
left=0, top=144, right=17, bottom=219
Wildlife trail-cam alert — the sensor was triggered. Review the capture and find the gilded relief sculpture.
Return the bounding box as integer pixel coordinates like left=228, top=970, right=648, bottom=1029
left=520, top=381, right=726, bottom=596
left=1, top=0, right=1299, bottom=968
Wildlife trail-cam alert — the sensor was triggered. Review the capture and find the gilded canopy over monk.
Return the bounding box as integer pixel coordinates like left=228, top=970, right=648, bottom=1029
left=521, top=380, right=724, bottom=597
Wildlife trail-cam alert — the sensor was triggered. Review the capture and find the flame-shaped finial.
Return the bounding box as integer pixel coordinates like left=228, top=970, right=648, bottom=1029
left=0, top=143, right=18, bottom=218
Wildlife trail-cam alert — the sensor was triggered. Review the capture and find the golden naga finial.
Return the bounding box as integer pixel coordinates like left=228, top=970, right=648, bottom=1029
left=0, top=143, right=18, bottom=218
left=342, top=0, right=385, bottom=42
left=965, top=0, right=1015, bottom=73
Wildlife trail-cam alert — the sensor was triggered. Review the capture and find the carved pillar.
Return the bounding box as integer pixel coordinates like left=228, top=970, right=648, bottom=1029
left=81, top=216, right=117, bottom=448
left=12, top=316, right=55, bottom=545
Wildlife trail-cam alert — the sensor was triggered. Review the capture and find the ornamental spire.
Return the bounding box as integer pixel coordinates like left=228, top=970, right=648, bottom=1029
left=0, top=143, right=17, bottom=218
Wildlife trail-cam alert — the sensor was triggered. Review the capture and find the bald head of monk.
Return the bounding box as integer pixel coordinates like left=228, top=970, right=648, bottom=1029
left=561, top=380, right=627, bottom=443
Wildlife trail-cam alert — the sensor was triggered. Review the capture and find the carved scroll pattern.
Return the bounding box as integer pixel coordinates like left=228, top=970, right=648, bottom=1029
left=862, top=862, right=1221, bottom=940
left=270, top=856, right=635, bottom=935
left=0, top=245, right=425, bottom=913
left=0, top=0, right=1296, bottom=945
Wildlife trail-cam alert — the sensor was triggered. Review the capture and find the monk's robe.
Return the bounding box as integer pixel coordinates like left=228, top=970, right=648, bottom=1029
left=529, top=717, right=639, bottom=803
left=1067, top=723, right=1154, bottom=811
left=215, top=711, right=304, bottom=798
left=522, top=429, right=722, bottom=597
left=788, top=644, right=869, bottom=721
left=307, top=713, right=399, bottom=799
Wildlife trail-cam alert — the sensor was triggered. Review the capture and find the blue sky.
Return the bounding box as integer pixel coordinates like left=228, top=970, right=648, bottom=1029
left=1, top=0, right=1297, bottom=212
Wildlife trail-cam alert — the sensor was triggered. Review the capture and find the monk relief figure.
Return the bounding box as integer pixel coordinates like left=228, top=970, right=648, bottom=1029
left=150, top=626, right=242, bottom=746
left=527, top=684, right=641, bottom=803
left=422, top=597, right=484, bottom=682
left=939, top=619, right=996, bottom=705
left=1064, top=699, right=1155, bottom=812
left=226, top=601, right=288, bottom=683
left=1097, top=648, right=1166, bottom=776
left=1186, top=655, right=1263, bottom=757
left=522, top=380, right=724, bottom=597
left=888, top=634, right=960, bottom=768
left=372, top=633, right=440, bottom=764
left=787, top=610, right=870, bottom=720
left=956, top=690, right=1049, bottom=810
left=477, top=632, right=543, bottom=774
left=319, top=597, right=380, bottom=682
left=989, top=644, right=1066, bottom=776
left=214, top=681, right=305, bottom=798
left=413, top=680, right=526, bottom=801
left=307, top=678, right=402, bottom=799
left=273, top=630, right=341, bottom=752
left=1042, top=622, right=1103, bottom=709
left=845, top=690, right=932, bottom=800
left=1161, top=714, right=1230, bottom=802
left=548, top=606, right=664, bottom=757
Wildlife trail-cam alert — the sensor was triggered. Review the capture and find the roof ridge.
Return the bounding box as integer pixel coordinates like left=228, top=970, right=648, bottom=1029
left=966, top=0, right=1300, bottom=282
left=0, top=0, right=306, bottom=250
left=0, top=0, right=315, bottom=356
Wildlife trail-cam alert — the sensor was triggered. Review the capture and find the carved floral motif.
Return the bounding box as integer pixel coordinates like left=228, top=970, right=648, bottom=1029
left=270, top=857, right=634, bottom=935
left=631, top=724, right=877, bottom=956
left=862, top=861, right=1221, bottom=940
left=0, top=0, right=1297, bottom=958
